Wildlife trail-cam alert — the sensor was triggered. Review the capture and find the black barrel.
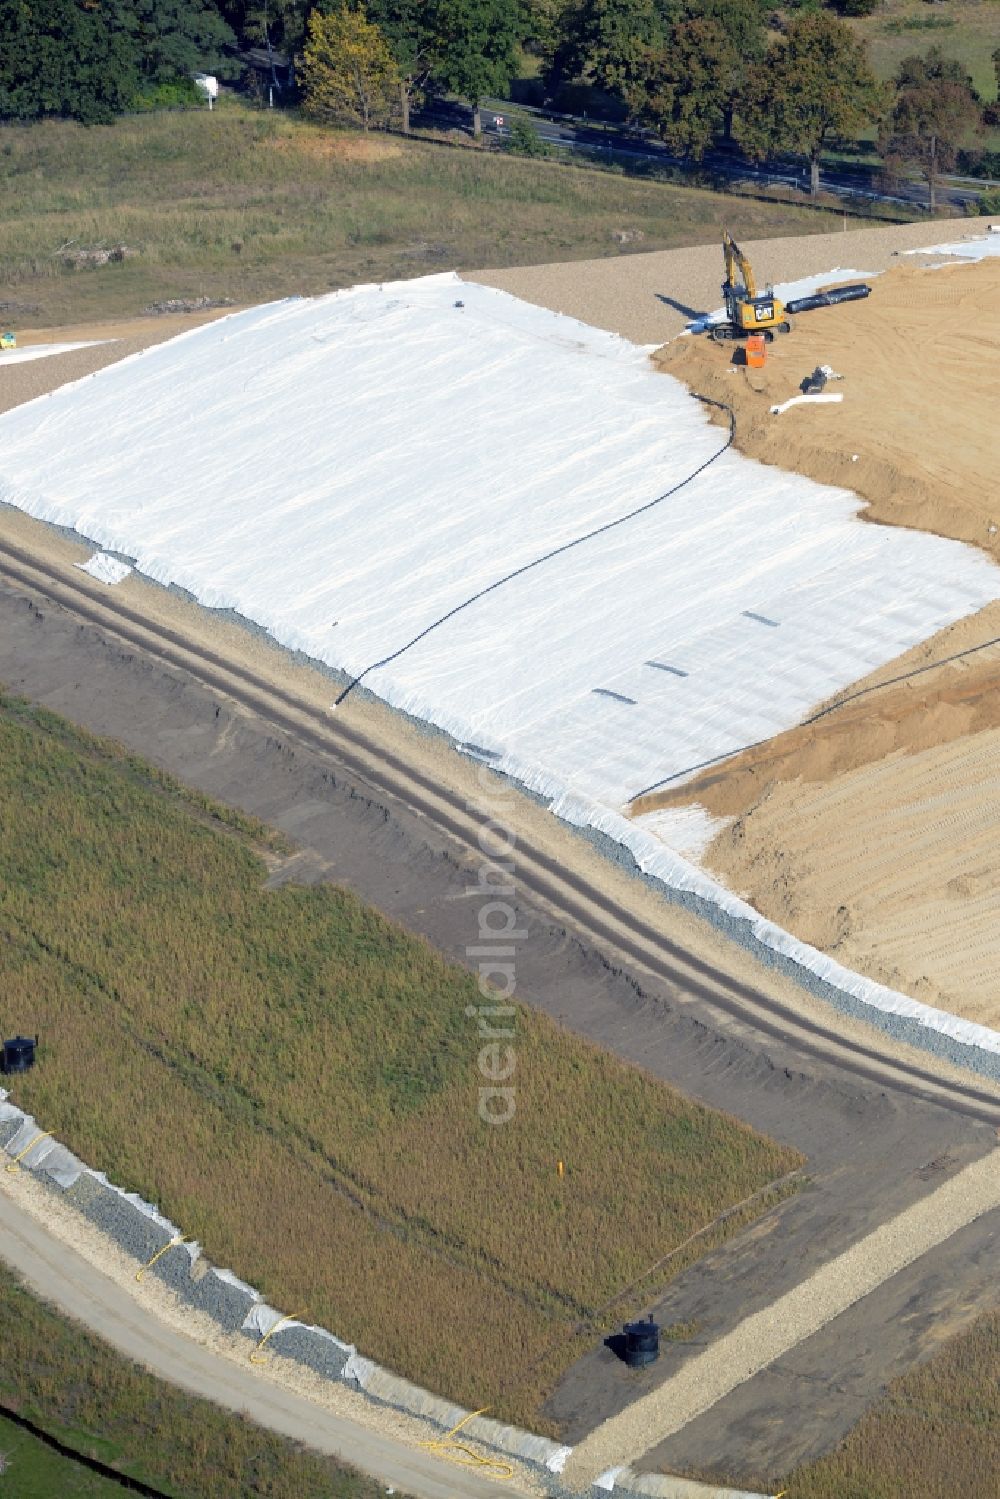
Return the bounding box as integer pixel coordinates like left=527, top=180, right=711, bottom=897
left=623, top=1317, right=660, bottom=1368
left=785, top=283, right=871, bottom=315
left=1, top=1036, right=36, bottom=1074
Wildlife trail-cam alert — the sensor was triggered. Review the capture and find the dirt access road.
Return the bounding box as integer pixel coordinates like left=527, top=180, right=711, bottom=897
left=1, top=519, right=999, bottom=1487
left=0, top=1184, right=526, bottom=1499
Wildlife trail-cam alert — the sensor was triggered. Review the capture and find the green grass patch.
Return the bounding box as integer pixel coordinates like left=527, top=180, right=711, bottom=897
left=0, top=1413, right=126, bottom=1499
left=0, top=690, right=803, bottom=1428
left=0, top=101, right=857, bottom=326
left=0, top=1266, right=390, bottom=1499
left=850, top=0, right=1000, bottom=101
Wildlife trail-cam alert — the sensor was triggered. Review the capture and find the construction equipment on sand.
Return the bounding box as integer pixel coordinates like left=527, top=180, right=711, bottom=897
left=0, top=332, right=16, bottom=352
left=711, top=232, right=792, bottom=343
left=709, top=232, right=872, bottom=344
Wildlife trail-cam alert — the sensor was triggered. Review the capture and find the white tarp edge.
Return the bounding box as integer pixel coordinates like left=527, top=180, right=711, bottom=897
left=0, top=340, right=106, bottom=366
left=606, top=1468, right=773, bottom=1499
left=76, top=552, right=133, bottom=585
left=212, top=1265, right=261, bottom=1298
left=903, top=233, right=1000, bottom=262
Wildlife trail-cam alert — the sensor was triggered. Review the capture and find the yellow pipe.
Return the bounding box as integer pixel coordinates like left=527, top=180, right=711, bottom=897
left=5, top=1131, right=51, bottom=1173
left=136, top=1236, right=189, bottom=1282
left=250, top=1311, right=299, bottom=1364
left=418, top=1407, right=515, bottom=1481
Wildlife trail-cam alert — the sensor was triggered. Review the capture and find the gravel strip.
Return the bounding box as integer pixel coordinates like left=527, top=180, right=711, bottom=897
left=563, top=1147, right=1000, bottom=1484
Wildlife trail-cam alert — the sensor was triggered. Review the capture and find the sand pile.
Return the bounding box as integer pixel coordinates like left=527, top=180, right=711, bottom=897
left=637, top=254, right=1000, bottom=1027
left=652, top=257, right=1000, bottom=564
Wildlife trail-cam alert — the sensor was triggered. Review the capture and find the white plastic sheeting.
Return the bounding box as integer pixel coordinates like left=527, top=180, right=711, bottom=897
left=1, top=272, right=999, bottom=1061
left=77, top=552, right=133, bottom=585
left=0, top=341, right=105, bottom=365
left=769, top=392, right=843, bottom=415
left=0, top=1104, right=85, bottom=1188
left=904, top=232, right=1000, bottom=262
left=600, top=1468, right=772, bottom=1499
left=345, top=1356, right=572, bottom=1472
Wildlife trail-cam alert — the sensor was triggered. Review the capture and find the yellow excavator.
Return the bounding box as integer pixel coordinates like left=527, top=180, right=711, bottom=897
left=711, top=231, right=792, bottom=343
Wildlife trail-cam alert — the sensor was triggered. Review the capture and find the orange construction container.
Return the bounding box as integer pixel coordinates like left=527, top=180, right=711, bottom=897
left=746, top=334, right=766, bottom=369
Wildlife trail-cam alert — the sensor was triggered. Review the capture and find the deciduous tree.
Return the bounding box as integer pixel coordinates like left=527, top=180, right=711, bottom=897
left=637, top=17, right=737, bottom=159
left=0, top=0, right=138, bottom=124
left=737, top=12, right=883, bottom=196
left=429, top=0, right=526, bottom=136
left=549, top=0, right=668, bottom=119
left=300, top=6, right=400, bottom=130
left=364, top=0, right=440, bottom=134
left=130, top=0, right=238, bottom=84
left=882, top=48, right=982, bottom=212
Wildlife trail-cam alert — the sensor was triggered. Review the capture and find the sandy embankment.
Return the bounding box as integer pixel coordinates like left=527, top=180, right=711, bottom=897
left=635, top=254, right=1000, bottom=1029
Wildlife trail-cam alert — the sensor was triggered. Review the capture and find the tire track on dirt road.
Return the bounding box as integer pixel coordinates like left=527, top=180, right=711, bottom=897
left=1, top=536, right=999, bottom=1127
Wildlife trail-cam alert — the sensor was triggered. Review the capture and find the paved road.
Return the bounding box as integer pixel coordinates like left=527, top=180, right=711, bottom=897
left=0, top=1192, right=528, bottom=1499
left=419, top=100, right=991, bottom=213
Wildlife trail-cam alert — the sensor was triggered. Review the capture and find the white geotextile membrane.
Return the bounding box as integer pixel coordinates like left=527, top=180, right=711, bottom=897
left=0, top=341, right=106, bottom=365
left=77, top=552, right=133, bottom=585
left=904, top=231, right=1000, bottom=262
left=1, top=270, right=999, bottom=1059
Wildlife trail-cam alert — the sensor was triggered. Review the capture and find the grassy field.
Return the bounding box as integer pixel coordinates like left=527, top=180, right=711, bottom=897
left=0, top=1415, right=125, bottom=1499
left=782, top=1307, right=1000, bottom=1497
left=0, top=101, right=857, bottom=326
left=850, top=0, right=1000, bottom=101
left=0, top=1265, right=389, bottom=1499
left=0, top=691, right=802, bottom=1429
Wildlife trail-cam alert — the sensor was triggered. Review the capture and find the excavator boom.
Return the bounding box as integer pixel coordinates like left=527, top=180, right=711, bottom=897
left=714, top=230, right=788, bottom=342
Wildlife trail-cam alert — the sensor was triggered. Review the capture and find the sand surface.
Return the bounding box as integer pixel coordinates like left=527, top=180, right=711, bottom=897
left=468, top=218, right=976, bottom=343
left=634, top=253, right=1000, bottom=1028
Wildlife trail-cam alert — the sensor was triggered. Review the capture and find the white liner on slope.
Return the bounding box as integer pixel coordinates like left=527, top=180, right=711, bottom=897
left=0, top=341, right=106, bottom=365
left=0, top=271, right=998, bottom=1059
left=904, top=232, right=1000, bottom=262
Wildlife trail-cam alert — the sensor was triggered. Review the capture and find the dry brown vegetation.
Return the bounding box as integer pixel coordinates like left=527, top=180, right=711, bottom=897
left=784, top=1307, right=1000, bottom=1498
left=0, top=692, right=802, bottom=1429
left=0, top=103, right=853, bottom=327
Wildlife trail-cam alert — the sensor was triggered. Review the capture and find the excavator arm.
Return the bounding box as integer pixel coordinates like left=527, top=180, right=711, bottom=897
left=722, top=231, right=757, bottom=301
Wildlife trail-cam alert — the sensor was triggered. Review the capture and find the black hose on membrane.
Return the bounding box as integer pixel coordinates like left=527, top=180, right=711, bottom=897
left=334, top=394, right=735, bottom=706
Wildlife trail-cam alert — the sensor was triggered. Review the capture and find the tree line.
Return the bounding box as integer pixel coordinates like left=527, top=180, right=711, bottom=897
left=1, top=0, right=997, bottom=207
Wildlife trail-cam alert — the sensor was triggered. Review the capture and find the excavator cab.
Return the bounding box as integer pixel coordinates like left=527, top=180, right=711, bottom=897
left=712, top=232, right=792, bottom=343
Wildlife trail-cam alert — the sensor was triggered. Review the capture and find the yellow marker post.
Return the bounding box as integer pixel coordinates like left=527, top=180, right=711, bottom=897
left=136, top=1236, right=189, bottom=1283
left=417, top=1407, right=515, bottom=1481
left=557, top=1160, right=564, bottom=1178
left=5, top=1131, right=51, bottom=1173
left=250, top=1311, right=299, bottom=1364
